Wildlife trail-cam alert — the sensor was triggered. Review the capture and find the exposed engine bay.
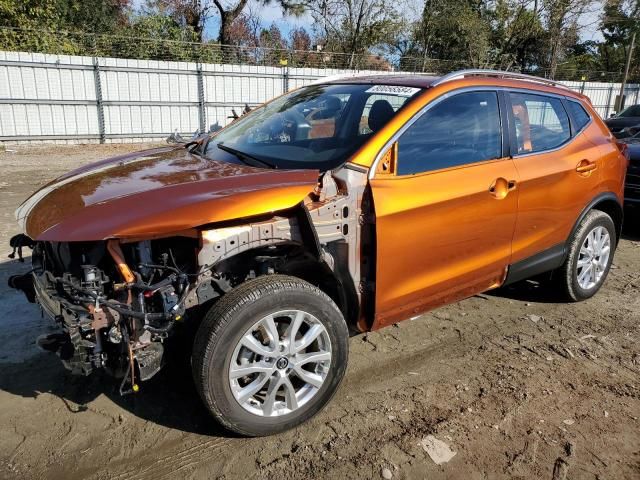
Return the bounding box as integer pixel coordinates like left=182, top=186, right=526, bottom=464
left=8, top=166, right=371, bottom=394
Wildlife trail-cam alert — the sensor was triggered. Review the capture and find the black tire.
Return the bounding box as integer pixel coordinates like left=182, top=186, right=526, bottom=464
left=558, top=209, right=617, bottom=301
left=192, top=274, right=349, bottom=436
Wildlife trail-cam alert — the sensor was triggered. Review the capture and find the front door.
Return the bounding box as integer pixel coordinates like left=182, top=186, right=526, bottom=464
left=370, top=90, right=519, bottom=329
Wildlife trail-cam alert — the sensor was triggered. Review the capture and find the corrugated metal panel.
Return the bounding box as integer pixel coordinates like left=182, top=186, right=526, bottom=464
left=0, top=50, right=638, bottom=143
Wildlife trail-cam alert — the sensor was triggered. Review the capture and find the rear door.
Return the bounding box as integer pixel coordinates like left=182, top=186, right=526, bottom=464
left=370, top=90, right=519, bottom=329
left=506, top=91, right=602, bottom=265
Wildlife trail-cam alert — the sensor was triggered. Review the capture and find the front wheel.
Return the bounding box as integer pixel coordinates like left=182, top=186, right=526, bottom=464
left=192, top=275, right=349, bottom=436
left=558, top=209, right=617, bottom=301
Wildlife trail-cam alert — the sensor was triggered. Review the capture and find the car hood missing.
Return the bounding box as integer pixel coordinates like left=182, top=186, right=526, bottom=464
left=17, top=146, right=319, bottom=241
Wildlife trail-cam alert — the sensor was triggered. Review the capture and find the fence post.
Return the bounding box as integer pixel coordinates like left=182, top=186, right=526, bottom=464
left=605, top=84, right=614, bottom=119
left=92, top=57, right=105, bottom=144
left=281, top=58, right=289, bottom=93
left=196, top=63, right=206, bottom=133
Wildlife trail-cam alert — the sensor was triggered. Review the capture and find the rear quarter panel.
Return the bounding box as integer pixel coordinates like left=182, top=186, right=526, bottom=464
left=586, top=107, right=627, bottom=205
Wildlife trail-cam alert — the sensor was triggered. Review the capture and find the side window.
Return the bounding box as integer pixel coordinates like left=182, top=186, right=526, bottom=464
left=396, top=91, right=502, bottom=175
left=509, top=92, right=570, bottom=154
left=359, top=94, right=410, bottom=135
left=565, top=100, right=591, bottom=134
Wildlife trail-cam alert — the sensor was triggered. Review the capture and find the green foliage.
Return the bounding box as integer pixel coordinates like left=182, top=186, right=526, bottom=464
left=0, top=0, right=637, bottom=80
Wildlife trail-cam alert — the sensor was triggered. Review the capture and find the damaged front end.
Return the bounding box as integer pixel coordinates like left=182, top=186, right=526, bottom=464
left=8, top=150, right=373, bottom=396
left=9, top=235, right=196, bottom=394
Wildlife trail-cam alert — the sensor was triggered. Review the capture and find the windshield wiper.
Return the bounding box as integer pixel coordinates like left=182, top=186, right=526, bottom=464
left=216, top=143, right=276, bottom=169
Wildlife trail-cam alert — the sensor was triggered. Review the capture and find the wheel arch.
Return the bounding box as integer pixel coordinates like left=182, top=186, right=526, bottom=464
left=570, top=192, right=623, bottom=246
left=208, top=241, right=360, bottom=333
left=195, top=200, right=361, bottom=334
left=276, top=252, right=360, bottom=333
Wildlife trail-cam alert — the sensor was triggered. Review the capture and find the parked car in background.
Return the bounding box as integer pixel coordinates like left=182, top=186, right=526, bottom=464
left=620, top=130, right=640, bottom=211
left=8, top=69, right=628, bottom=436
left=605, top=104, right=640, bottom=137
left=615, top=124, right=640, bottom=141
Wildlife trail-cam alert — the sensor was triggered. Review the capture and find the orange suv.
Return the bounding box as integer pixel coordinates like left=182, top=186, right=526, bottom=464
left=9, top=70, right=628, bottom=436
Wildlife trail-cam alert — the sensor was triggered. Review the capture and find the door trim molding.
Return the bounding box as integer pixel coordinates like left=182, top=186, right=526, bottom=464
left=503, top=242, right=566, bottom=286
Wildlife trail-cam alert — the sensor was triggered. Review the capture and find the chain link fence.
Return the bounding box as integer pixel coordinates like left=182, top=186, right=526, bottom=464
left=1, top=26, right=638, bottom=81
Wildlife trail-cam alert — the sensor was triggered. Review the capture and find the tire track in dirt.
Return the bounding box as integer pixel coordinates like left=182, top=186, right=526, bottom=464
left=105, top=437, right=234, bottom=480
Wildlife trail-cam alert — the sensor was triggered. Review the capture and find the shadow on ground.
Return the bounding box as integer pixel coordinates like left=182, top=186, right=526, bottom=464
left=0, top=347, right=229, bottom=436
left=489, top=211, right=640, bottom=303
left=0, top=253, right=229, bottom=436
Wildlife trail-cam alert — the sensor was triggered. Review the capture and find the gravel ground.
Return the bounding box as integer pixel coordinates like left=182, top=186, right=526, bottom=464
left=1, top=144, right=639, bottom=480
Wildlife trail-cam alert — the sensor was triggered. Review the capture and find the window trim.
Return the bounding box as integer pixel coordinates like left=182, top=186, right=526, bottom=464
left=369, top=86, right=593, bottom=178
left=505, top=89, right=579, bottom=158
left=369, top=87, right=505, bottom=179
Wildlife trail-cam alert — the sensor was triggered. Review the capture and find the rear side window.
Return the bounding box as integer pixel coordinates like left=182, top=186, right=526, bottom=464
left=396, top=91, right=502, bottom=175
left=509, top=92, right=570, bottom=154
left=565, top=100, right=591, bottom=133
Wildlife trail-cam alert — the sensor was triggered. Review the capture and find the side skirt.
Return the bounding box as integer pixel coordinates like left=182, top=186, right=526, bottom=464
left=503, top=243, right=566, bottom=286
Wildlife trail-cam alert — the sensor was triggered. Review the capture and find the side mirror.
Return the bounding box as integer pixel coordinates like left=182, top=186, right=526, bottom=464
left=610, top=113, right=616, bottom=118
left=209, top=122, right=222, bottom=133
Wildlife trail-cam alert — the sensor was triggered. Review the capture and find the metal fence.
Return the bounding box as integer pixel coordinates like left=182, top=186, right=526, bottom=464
left=0, top=50, right=639, bottom=144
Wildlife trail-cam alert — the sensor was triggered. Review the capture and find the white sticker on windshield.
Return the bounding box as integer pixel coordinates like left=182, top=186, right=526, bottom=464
left=365, top=85, right=421, bottom=97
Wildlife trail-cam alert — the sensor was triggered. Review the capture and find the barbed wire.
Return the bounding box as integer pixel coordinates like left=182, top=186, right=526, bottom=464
left=0, top=25, right=636, bottom=82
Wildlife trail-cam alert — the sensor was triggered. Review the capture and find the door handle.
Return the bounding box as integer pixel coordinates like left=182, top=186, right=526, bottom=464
left=576, top=159, right=597, bottom=174
left=489, top=177, right=515, bottom=199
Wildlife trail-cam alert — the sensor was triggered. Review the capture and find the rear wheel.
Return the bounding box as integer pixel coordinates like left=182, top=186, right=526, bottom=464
left=192, top=275, right=349, bottom=436
left=558, top=210, right=616, bottom=301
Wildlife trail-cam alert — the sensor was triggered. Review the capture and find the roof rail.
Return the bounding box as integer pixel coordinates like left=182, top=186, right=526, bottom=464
left=431, top=69, right=570, bottom=90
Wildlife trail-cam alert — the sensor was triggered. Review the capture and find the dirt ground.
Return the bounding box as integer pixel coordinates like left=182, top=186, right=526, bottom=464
left=1, top=144, right=640, bottom=480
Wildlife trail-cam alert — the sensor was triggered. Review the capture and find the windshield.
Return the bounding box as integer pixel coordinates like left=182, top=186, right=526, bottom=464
left=618, top=105, right=640, bottom=118
left=206, top=83, right=423, bottom=170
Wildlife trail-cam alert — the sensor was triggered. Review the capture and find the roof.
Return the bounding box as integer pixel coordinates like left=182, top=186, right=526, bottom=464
left=325, top=74, right=440, bottom=88
left=318, top=70, right=576, bottom=96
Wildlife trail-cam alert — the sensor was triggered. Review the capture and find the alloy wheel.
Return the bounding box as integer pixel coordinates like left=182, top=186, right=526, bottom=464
left=576, top=225, right=611, bottom=290
left=228, top=310, right=332, bottom=417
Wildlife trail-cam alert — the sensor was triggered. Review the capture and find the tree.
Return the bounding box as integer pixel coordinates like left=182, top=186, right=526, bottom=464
left=541, top=0, right=595, bottom=78
left=0, top=0, right=129, bottom=32
left=290, top=27, right=311, bottom=51
left=154, top=0, right=303, bottom=45
left=409, top=0, right=493, bottom=70
left=0, top=0, right=130, bottom=54
left=225, top=11, right=260, bottom=47
left=289, top=27, right=314, bottom=66
left=304, top=0, right=401, bottom=68
left=60, top=0, right=130, bottom=32
left=490, top=0, right=545, bottom=71
left=214, top=0, right=250, bottom=45
left=598, top=0, right=640, bottom=79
